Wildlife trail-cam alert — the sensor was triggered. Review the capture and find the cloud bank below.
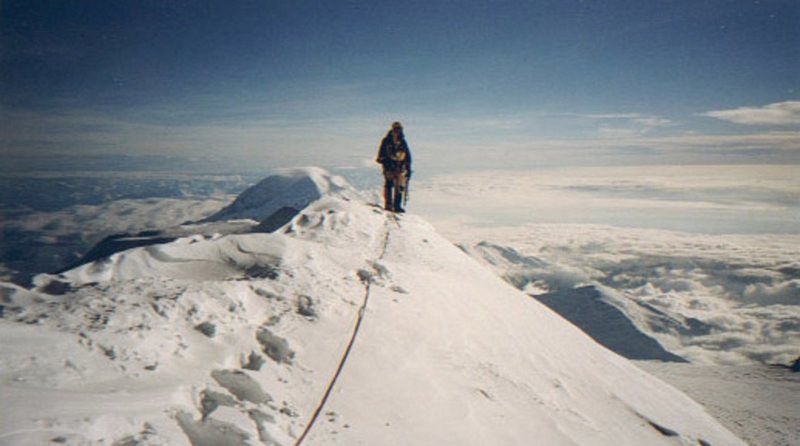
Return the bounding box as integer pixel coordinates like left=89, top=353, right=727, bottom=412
left=450, top=224, right=800, bottom=366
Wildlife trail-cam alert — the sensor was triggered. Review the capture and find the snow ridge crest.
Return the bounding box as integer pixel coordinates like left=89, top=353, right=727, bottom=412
left=202, top=166, right=355, bottom=223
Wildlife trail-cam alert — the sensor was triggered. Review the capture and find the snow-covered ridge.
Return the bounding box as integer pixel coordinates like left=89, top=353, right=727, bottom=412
left=201, top=167, right=354, bottom=223
left=56, top=167, right=357, bottom=273
left=0, top=168, right=744, bottom=445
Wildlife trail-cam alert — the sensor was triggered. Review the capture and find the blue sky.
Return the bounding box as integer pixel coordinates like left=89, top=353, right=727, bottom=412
left=1, top=0, right=798, bottom=174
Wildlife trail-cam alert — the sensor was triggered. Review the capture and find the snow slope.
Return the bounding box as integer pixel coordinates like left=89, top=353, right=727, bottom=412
left=0, top=168, right=744, bottom=445
left=201, top=167, right=350, bottom=223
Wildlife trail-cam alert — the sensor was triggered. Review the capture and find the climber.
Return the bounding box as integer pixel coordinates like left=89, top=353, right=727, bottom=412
left=376, top=121, right=413, bottom=213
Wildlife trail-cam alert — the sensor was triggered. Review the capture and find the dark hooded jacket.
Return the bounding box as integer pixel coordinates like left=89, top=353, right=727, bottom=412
left=376, top=131, right=412, bottom=174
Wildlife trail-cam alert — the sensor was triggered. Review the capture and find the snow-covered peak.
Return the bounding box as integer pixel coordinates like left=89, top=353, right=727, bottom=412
left=202, top=167, right=354, bottom=223
left=1, top=174, right=745, bottom=446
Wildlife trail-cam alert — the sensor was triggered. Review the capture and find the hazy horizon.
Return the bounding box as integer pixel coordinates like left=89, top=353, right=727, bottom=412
left=2, top=1, right=798, bottom=174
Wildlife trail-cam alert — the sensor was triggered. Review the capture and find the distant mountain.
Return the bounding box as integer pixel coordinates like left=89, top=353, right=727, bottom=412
left=0, top=168, right=743, bottom=445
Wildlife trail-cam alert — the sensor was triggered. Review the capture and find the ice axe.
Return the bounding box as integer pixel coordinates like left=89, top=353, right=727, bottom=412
left=404, top=170, right=412, bottom=208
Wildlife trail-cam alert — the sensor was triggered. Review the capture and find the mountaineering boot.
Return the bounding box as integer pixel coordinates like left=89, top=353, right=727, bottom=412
left=393, top=187, right=405, bottom=213
left=384, top=183, right=394, bottom=211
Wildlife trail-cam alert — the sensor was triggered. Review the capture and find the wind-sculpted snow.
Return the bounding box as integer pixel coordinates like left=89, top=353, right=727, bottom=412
left=0, top=196, right=231, bottom=284
left=0, top=172, right=261, bottom=284
left=0, top=168, right=354, bottom=284
left=0, top=169, right=745, bottom=445
left=43, top=169, right=361, bottom=276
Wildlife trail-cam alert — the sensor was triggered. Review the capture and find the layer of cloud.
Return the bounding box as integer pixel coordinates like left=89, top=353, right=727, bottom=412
left=453, top=224, right=800, bottom=366
left=702, top=101, right=800, bottom=126
left=417, top=167, right=800, bottom=365
left=4, top=99, right=800, bottom=176
left=570, top=113, right=673, bottom=138
left=414, top=165, right=800, bottom=234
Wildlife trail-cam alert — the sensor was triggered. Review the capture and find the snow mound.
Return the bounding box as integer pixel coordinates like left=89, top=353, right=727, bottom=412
left=0, top=168, right=745, bottom=446
left=201, top=167, right=353, bottom=223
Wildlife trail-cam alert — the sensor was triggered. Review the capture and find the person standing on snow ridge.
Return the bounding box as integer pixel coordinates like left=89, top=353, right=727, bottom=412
left=376, top=121, right=413, bottom=213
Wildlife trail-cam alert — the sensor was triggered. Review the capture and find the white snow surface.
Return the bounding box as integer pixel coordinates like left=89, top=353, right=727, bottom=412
left=201, top=167, right=351, bottom=223
left=0, top=169, right=745, bottom=445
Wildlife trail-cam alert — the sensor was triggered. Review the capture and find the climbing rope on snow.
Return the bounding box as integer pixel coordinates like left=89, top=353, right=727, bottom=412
left=293, top=217, right=394, bottom=446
